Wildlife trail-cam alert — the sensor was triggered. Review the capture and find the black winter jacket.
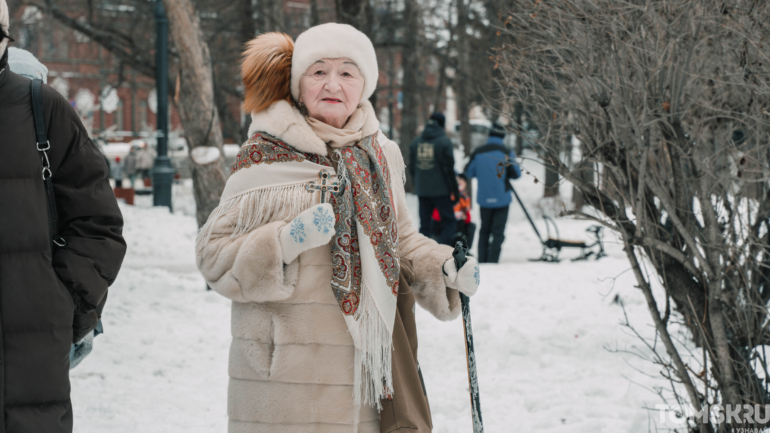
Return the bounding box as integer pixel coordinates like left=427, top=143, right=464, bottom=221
left=0, top=49, right=126, bottom=433
left=408, top=121, right=459, bottom=198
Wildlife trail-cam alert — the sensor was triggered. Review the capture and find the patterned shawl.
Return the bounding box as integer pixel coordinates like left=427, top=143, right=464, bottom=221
left=329, top=134, right=400, bottom=409
left=200, top=131, right=399, bottom=409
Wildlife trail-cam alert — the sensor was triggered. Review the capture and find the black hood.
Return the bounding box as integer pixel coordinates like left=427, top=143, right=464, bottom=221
left=421, top=121, right=445, bottom=140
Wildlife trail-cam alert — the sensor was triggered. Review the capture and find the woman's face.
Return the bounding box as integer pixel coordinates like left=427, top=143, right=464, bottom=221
left=298, top=58, right=365, bottom=129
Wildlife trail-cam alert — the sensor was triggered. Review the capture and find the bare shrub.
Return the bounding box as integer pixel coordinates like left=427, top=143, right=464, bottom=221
left=495, top=1, right=770, bottom=431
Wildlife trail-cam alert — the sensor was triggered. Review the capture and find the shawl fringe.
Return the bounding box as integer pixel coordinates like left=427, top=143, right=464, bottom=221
left=352, top=281, right=394, bottom=411
left=196, top=183, right=316, bottom=251
left=378, top=133, right=407, bottom=187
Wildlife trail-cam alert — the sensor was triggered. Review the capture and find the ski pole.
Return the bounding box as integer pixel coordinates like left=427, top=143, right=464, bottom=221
left=453, top=241, right=484, bottom=433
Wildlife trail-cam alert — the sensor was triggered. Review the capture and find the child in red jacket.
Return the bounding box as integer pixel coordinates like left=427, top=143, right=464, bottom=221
left=432, top=174, right=476, bottom=248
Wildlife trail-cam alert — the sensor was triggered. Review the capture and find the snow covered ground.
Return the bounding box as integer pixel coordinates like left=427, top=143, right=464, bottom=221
left=71, top=155, right=681, bottom=432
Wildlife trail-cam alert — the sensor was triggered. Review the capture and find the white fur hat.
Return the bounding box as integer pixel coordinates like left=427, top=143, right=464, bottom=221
left=290, top=23, right=378, bottom=102
left=0, top=0, right=9, bottom=56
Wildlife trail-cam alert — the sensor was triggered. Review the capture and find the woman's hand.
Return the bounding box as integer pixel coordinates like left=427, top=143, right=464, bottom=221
left=279, top=203, right=336, bottom=264
left=442, top=257, right=480, bottom=297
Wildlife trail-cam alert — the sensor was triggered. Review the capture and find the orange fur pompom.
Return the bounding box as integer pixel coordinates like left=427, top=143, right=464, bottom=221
left=241, top=32, right=294, bottom=114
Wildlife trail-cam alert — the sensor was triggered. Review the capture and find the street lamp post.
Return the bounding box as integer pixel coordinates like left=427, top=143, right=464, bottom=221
left=152, top=0, right=175, bottom=211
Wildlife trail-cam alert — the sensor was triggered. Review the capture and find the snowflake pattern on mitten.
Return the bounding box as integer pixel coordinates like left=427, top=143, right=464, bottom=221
left=290, top=219, right=306, bottom=243
left=313, top=206, right=334, bottom=234
left=280, top=203, right=336, bottom=264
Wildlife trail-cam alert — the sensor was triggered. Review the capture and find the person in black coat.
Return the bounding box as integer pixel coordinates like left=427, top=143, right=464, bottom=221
left=409, top=112, right=460, bottom=245
left=0, top=23, right=126, bottom=433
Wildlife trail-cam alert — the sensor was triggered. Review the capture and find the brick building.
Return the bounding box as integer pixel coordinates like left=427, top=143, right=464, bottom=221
left=11, top=6, right=186, bottom=144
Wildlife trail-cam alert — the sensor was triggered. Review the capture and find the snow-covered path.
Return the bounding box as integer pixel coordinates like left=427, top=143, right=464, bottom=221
left=69, top=204, right=230, bottom=432
left=71, top=159, right=671, bottom=432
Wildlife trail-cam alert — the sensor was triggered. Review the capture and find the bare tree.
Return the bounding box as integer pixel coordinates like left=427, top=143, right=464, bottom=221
left=162, top=0, right=228, bottom=227
left=399, top=0, right=420, bottom=177
left=496, top=1, right=770, bottom=430
left=454, top=0, right=472, bottom=156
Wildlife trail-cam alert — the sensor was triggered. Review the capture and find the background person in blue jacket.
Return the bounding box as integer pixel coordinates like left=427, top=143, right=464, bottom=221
left=464, top=123, right=521, bottom=263
left=409, top=112, right=460, bottom=245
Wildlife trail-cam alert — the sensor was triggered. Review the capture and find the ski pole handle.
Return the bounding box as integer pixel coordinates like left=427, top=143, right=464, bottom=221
left=453, top=241, right=469, bottom=270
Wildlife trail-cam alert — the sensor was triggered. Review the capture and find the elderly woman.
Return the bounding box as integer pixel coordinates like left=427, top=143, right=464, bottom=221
left=196, top=24, right=480, bottom=433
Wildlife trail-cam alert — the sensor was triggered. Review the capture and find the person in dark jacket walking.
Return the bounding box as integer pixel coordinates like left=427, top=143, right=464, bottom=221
left=409, top=112, right=460, bottom=245
left=0, top=10, right=127, bottom=432
left=464, top=122, right=521, bottom=263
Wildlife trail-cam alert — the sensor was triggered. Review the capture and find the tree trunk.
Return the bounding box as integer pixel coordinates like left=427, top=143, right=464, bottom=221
left=261, top=0, right=284, bottom=32
left=432, top=54, right=447, bottom=114
left=240, top=0, right=255, bottom=43
left=309, top=0, right=320, bottom=26
left=456, top=0, right=472, bottom=157
left=335, top=0, right=371, bottom=34
left=214, top=81, right=243, bottom=144
left=514, top=101, right=524, bottom=156
left=385, top=0, right=397, bottom=141
left=399, top=0, right=419, bottom=192
left=162, top=0, right=228, bottom=227
left=571, top=161, right=593, bottom=211
left=387, top=46, right=396, bottom=140
left=544, top=168, right=560, bottom=196
left=543, top=135, right=560, bottom=197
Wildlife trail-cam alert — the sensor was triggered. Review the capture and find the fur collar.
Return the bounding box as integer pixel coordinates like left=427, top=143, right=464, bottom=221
left=247, top=99, right=380, bottom=156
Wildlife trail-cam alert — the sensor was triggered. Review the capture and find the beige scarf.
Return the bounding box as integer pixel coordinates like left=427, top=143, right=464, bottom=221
left=306, top=105, right=370, bottom=148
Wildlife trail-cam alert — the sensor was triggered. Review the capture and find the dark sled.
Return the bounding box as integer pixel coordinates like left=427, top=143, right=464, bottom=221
left=535, top=216, right=606, bottom=262
left=510, top=184, right=606, bottom=263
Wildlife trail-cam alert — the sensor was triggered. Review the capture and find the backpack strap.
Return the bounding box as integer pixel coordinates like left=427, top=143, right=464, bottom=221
left=30, top=79, right=67, bottom=248
left=31, top=80, right=49, bottom=153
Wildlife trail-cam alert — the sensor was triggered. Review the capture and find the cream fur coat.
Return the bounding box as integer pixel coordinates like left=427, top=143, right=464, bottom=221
left=196, top=100, right=462, bottom=433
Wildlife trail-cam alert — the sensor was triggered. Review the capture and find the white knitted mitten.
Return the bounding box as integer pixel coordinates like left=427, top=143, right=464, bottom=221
left=443, top=257, right=480, bottom=297
left=280, top=203, right=336, bottom=264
